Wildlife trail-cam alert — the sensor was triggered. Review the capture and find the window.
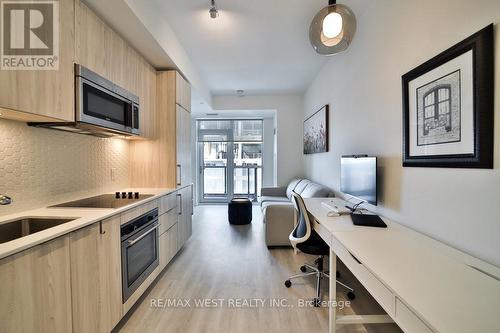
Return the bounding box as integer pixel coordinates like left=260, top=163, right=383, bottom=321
left=423, top=85, right=452, bottom=136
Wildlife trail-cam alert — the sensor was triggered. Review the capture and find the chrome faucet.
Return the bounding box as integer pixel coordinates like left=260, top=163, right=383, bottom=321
left=0, top=194, right=12, bottom=205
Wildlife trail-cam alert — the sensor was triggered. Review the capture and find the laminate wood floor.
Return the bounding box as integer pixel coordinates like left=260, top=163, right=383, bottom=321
left=117, top=205, right=402, bottom=333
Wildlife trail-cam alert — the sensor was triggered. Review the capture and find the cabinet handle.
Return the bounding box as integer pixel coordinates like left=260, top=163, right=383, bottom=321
left=177, top=193, right=182, bottom=215
left=99, top=221, right=106, bottom=235
left=176, top=164, right=182, bottom=186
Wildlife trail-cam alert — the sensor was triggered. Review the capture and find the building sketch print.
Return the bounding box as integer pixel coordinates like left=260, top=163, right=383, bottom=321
left=416, top=70, right=461, bottom=146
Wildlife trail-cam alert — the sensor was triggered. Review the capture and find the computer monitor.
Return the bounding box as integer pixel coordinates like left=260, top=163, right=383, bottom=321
left=340, top=156, right=377, bottom=206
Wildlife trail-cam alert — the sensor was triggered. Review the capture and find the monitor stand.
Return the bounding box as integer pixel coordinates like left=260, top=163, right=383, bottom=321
left=350, top=213, right=387, bottom=228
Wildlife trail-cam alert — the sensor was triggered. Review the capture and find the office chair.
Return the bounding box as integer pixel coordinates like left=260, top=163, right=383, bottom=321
left=284, top=191, right=355, bottom=307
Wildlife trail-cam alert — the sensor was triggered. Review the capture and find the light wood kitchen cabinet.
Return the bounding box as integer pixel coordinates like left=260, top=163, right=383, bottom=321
left=70, top=215, right=122, bottom=333
left=136, top=56, right=157, bottom=139
left=75, top=0, right=156, bottom=138
left=0, top=0, right=75, bottom=122
left=177, top=185, right=193, bottom=248
left=75, top=0, right=130, bottom=92
left=0, top=235, right=72, bottom=333
left=159, top=222, right=178, bottom=271
left=175, top=71, right=191, bottom=111
left=176, top=104, right=193, bottom=186
left=130, top=70, right=192, bottom=187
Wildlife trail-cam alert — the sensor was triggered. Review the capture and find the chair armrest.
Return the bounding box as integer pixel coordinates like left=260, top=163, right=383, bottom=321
left=260, top=187, right=287, bottom=197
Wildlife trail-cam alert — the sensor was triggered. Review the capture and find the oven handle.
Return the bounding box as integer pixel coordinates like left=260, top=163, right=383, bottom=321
left=126, top=222, right=159, bottom=246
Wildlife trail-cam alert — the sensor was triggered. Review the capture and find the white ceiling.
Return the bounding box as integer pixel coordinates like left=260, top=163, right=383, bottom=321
left=149, top=0, right=330, bottom=96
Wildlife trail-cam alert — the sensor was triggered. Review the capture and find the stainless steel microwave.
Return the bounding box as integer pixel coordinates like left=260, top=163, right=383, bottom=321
left=75, top=64, right=139, bottom=136
left=29, top=64, right=140, bottom=137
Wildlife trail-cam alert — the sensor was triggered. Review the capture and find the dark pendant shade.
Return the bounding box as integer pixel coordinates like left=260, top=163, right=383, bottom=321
left=309, top=4, right=356, bottom=55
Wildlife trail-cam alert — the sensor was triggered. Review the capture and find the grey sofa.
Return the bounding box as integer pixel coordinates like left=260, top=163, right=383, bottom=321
left=260, top=178, right=334, bottom=247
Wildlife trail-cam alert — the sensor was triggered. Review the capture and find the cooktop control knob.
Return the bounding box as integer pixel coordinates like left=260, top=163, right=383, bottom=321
left=115, top=192, right=120, bottom=199
left=134, top=192, right=139, bottom=199
left=121, top=192, right=127, bottom=199
left=128, top=192, right=133, bottom=199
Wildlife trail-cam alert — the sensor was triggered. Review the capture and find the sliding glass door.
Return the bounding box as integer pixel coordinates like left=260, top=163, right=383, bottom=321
left=198, top=119, right=263, bottom=203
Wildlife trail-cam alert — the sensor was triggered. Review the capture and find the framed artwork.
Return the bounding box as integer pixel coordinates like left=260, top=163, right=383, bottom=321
left=304, top=105, right=329, bottom=154
left=402, top=24, right=494, bottom=168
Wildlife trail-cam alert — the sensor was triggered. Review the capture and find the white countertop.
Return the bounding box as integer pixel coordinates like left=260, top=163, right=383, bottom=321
left=0, top=187, right=179, bottom=260
left=304, top=197, right=500, bottom=333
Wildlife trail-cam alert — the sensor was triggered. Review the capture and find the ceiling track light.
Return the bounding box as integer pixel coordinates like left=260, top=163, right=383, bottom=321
left=209, top=0, right=218, bottom=19
left=309, top=0, right=356, bottom=55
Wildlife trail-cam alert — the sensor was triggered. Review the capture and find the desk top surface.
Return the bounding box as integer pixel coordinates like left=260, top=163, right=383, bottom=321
left=304, top=197, right=500, bottom=333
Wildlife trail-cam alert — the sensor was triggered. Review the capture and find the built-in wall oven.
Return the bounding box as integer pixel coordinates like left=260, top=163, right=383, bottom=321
left=121, top=208, right=159, bottom=302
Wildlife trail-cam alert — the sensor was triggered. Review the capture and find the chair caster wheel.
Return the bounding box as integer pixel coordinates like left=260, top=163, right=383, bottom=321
left=284, top=280, right=291, bottom=288
left=347, top=292, right=355, bottom=300
left=313, top=298, right=321, bottom=307
left=300, top=265, right=307, bottom=272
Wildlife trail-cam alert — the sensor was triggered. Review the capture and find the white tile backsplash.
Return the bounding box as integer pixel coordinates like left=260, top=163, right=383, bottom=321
left=0, top=119, right=130, bottom=216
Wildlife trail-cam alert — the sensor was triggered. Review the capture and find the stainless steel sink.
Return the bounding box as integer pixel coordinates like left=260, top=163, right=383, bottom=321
left=0, top=217, right=77, bottom=243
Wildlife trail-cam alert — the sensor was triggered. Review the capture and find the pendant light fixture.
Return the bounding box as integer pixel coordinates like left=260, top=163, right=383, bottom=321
left=309, top=0, right=356, bottom=55
left=209, top=0, right=218, bottom=19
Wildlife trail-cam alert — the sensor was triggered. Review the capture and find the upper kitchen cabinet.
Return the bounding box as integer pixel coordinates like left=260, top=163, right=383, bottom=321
left=0, top=0, right=75, bottom=122
left=175, top=71, right=191, bottom=112
left=74, top=0, right=131, bottom=92
left=74, top=0, right=156, bottom=138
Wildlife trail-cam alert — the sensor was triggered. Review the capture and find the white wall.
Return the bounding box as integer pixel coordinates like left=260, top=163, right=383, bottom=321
left=0, top=119, right=130, bottom=216
left=213, top=95, right=305, bottom=186
left=304, top=0, right=500, bottom=267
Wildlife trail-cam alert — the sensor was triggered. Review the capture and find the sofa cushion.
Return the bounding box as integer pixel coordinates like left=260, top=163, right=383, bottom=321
left=261, top=200, right=293, bottom=214
left=300, top=182, right=333, bottom=198
left=285, top=178, right=302, bottom=200
left=293, top=180, right=311, bottom=195
left=259, top=196, right=290, bottom=205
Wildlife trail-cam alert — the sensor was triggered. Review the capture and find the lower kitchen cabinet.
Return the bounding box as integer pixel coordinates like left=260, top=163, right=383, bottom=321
left=159, top=223, right=178, bottom=271
left=177, top=185, right=193, bottom=248
left=0, top=235, right=72, bottom=333
left=70, top=215, right=122, bottom=333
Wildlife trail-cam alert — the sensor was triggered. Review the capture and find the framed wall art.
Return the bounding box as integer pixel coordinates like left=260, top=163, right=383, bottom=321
left=304, top=105, right=329, bottom=154
left=402, top=24, right=494, bottom=168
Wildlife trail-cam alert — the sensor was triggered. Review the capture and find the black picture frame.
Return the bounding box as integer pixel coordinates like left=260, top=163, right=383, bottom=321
left=402, top=24, right=494, bottom=168
left=303, top=105, right=329, bottom=154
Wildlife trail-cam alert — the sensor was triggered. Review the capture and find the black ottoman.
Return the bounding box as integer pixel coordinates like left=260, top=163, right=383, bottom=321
left=228, top=198, right=252, bottom=225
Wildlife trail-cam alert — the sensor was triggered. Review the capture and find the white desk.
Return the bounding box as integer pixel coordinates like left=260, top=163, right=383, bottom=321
left=304, top=198, right=500, bottom=333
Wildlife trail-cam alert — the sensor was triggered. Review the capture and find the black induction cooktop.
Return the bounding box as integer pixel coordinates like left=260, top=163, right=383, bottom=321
left=50, top=193, right=154, bottom=209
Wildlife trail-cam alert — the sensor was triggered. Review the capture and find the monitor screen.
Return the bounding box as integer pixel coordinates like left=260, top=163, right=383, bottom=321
left=340, top=156, right=377, bottom=205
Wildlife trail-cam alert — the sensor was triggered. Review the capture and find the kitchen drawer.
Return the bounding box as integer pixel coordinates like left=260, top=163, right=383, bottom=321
left=120, top=200, right=158, bottom=225
left=331, top=235, right=395, bottom=316
left=159, top=193, right=177, bottom=215
left=159, top=223, right=178, bottom=271
left=395, top=298, right=434, bottom=333
left=159, top=208, right=178, bottom=235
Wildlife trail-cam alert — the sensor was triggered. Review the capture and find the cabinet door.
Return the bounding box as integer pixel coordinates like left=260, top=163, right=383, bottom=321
left=176, top=106, right=192, bottom=186
left=177, top=186, right=193, bottom=248
left=159, top=223, right=178, bottom=271
left=75, top=0, right=138, bottom=95
left=0, top=0, right=74, bottom=122
left=70, top=216, right=122, bottom=333
left=0, top=235, right=72, bottom=333
left=175, top=72, right=191, bottom=111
